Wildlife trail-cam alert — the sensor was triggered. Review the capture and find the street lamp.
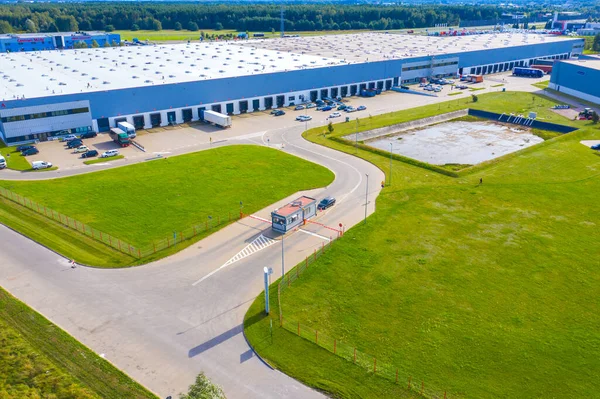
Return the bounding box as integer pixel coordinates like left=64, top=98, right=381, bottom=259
left=264, top=267, right=273, bottom=314
left=389, top=142, right=393, bottom=186
left=281, top=235, right=285, bottom=277
left=364, top=174, right=369, bottom=224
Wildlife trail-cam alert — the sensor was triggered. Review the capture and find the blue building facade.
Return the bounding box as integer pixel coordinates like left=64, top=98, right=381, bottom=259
left=0, top=32, right=120, bottom=53
left=0, top=36, right=584, bottom=144
left=549, top=59, right=600, bottom=104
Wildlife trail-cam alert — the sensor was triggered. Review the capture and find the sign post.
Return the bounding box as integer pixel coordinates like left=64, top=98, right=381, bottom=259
left=264, top=267, right=273, bottom=314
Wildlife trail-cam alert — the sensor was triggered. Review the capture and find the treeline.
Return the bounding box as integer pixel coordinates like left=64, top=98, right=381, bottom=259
left=0, top=3, right=514, bottom=34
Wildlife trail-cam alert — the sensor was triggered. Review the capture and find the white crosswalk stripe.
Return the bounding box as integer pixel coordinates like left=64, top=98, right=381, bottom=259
left=223, top=234, right=277, bottom=267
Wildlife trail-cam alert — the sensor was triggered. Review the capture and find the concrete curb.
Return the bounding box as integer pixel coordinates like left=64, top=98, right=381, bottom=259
left=242, top=328, right=275, bottom=370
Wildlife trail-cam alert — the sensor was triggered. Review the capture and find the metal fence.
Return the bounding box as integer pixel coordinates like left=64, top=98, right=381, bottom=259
left=277, top=236, right=450, bottom=399
left=0, top=185, right=241, bottom=259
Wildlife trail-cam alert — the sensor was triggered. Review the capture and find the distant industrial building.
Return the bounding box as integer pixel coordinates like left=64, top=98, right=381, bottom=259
left=577, top=22, right=600, bottom=36
left=0, top=31, right=120, bottom=53
left=549, top=59, right=600, bottom=104
left=0, top=32, right=584, bottom=144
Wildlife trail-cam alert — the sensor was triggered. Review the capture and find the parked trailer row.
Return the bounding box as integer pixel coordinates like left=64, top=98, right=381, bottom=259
left=202, top=110, right=232, bottom=128
left=512, top=67, right=545, bottom=78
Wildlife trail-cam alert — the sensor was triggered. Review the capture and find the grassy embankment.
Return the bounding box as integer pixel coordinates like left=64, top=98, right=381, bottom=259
left=0, top=287, right=157, bottom=399
left=0, top=144, right=32, bottom=171
left=245, top=91, right=600, bottom=399
left=0, top=145, right=334, bottom=267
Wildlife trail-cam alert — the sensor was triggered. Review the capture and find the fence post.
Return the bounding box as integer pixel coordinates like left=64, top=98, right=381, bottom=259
left=218, top=215, right=220, bottom=225
left=229, top=211, right=231, bottom=222
left=374, top=358, right=376, bottom=373
left=297, top=322, right=300, bottom=336
left=354, top=347, right=356, bottom=363
left=193, top=226, right=196, bottom=236
left=444, top=391, right=447, bottom=399
left=408, top=377, right=412, bottom=390
left=167, top=237, right=170, bottom=248
left=153, top=242, right=156, bottom=253
left=396, top=369, right=398, bottom=383
left=315, top=330, right=318, bottom=345
left=287, top=273, right=290, bottom=287
left=109, top=236, right=112, bottom=246
left=314, top=249, right=317, bottom=261
left=181, top=232, right=184, bottom=241
left=138, top=248, right=141, bottom=258
left=306, top=256, right=308, bottom=269
left=100, top=231, right=103, bottom=241
left=118, top=240, right=122, bottom=252
left=334, top=339, right=336, bottom=354
left=44, top=206, right=48, bottom=216
left=421, top=381, right=424, bottom=395
left=296, top=265, right=299, bottom=278
left=36, top=203, right=40, bottom=213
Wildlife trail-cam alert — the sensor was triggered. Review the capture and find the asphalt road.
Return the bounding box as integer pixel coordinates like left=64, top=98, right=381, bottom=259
left=0, top=121, right=384, bottom=398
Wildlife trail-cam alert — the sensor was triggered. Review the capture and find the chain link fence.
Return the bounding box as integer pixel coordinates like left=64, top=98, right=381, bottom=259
left=0, top=185, right=241, bottom=260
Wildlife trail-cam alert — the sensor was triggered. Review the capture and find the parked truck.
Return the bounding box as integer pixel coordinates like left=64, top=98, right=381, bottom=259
left=203, top=110, right=232, bottom=128
left=117, top=121, right=136, bottom=138
left=109, top=128, right=131, bottom=147
left=512, top=67, right=544, bottom=78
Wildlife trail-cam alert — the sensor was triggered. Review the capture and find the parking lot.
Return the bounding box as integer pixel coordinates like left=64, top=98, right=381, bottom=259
left=1, top=71, right=548, bottom=173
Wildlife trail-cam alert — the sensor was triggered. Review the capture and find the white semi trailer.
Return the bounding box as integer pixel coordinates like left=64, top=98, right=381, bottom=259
left=203, top=110, right=232, bottom=128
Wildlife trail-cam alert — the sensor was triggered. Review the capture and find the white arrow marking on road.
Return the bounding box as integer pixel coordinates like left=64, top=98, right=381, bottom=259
left=192, top=234, right=277, bottom=286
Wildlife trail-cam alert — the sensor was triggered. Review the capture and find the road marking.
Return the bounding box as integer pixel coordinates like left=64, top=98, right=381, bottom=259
left=248, top=215, right=271, bottom=223
left=298, top=229, right=331, bottom=241
left=192, top=234, right=277, bottom=286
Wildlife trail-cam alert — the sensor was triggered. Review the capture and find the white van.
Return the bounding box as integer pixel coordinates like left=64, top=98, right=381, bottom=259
left=117, top=121, right=136, bottom=139
left=32, top=161, right=52, bottom=170
left=0, top=155, right=6, bottom=169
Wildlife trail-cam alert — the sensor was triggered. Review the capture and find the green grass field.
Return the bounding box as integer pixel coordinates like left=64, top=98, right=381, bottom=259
left=245, top=92, right=600, bottom=398
left=0, top=145, right=32, bottom=171
left=532, top=80, right=549, bottom=90
left=0, top=287, right=157, bottom=398
left=0, top=145, right=333, bottom=258
left=115, top=29, right=370, bottom=42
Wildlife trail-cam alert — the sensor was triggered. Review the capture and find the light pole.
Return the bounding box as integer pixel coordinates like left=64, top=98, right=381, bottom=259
left=239, top=201, right=243, bottom=218
left=281, top=235, right=285, bottom=277
left=364, top=173, right=369, bottom=224
left=264, top=267, right=273, bottom=314
left=389, top=142, right=393, bottom=186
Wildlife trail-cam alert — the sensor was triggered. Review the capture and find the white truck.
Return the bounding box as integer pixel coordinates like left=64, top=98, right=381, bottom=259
left=203, top=110, right=232, bottom=128
left=117, top=121, right=136, bottom=138
left=0, top=155, right=6, bottom=169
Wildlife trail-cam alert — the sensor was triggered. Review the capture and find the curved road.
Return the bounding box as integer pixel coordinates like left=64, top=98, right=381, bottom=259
left=0, top=119, right=384, bottom=398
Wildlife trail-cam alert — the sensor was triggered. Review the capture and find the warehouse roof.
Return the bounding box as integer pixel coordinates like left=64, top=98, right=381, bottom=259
left=560, top=58, right=600, bottom=71
left=240, top=32, right=579, bottom=63
left=0, top=42, right=343, bottom=100
left=0, top=31, right=109, bottom=39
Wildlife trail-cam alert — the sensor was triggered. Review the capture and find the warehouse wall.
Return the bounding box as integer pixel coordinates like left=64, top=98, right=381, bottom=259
left=549, top=61, right=600, bottom=104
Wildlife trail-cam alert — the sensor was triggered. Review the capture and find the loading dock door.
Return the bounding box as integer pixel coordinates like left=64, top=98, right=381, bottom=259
left=133, top=115, right=145, bottom=129
left=350, top=85, right=358, bottom=96
left=331, top=87, right=339, bottom=98
left=310, top=91, right=318, bottom=102
left=239, top=101, right=248, bottom=113
left=182, top=108, right=193, bottom=122
left=264, top=97, right=273, bottom=109
left=150, top=113, right=161, bottom=127
left=252, top=99, right=260, bottom=111
left=167, top=111, right=176, bottom=124
left=340, top=86, right=348, bottom=97
left=359, top=83, right=367, bottom=91
left=97, top=117, right=110, bottom=132
left=320, top=89, right=328, bottom=99
left=198, top=107, right=206, bottom=120
left=114, top=117, right=126, bottom=126
left=368, top=82, right=376, bottom=89
left=212, top=104, right=222, bottom=113
left=393, top=77, right=399, bottom=86
left=385, top=80, right=392, bottom=89
left=226, top=103, right=234, bottom=115
left=276, top=95, right=285, bottom=108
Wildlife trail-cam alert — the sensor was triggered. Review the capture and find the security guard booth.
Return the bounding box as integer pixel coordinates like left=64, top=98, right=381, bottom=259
left=271, top=196, right=317, bottom=233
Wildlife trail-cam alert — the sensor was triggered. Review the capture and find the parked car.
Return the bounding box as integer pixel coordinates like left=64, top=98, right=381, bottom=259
left=591, top=143, right=600, bottom=150
left=74, top=145, right=89, bottom=153
left=322, top=106, right=333, bottom=111
left=0, top=155, right=6, bottom=169
left=357, top=105, right=367, bottom=111
left=317, top=196, right=336, bottom=210
left=80, top=131, right=98, bottom=139
left=345, top=107, right=357, bottom=113
left=16, top=144, right=35, bottom=152
left=433, top=86, right=442, bottom=92
left=294, top=105, right=305, bottom=111
left=22, top=147, right=39, bottom=156
left=329, top=112, right=342, bottom=118
left=81, top=150, right=99, bottom=158
left=306, top=103, right=317, bottom=109
left=337, top=104, right=347, bottom=111
left=296, top=115, right=312, bottom=121
left=32, top=161, right=52, bottom=170
left=100, top=149, right=119, bottom=158
left=273, top=110, right=285, bottom=116
left=66, top=139, right=83, bottom=149
left=60, top=134, right=78, bottom=142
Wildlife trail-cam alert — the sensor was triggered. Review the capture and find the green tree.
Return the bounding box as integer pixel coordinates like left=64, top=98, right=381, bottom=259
left=214, top=22, right=223, bottom=31
left=151, top=19, right=162, bottom=31
left=0, top=20, right=12, bottom=33
left=25, top=18, right=37, bottom=33
left=593, top=34, right=600, bottom=52
left=271, top=27, right=275, bottom=35
left=55, top=15, right=78, bottom=32
left=103, top=41, right=110, bottom=47
left=471, top=94, right=479, bottom=103
left=131, top=24, right=140, bottom=31
left=188, top=21, right=199, bottom=31
left=91, top=40, right=99, bottom=48
left=592, top=111, right=599, bottom=124
left=47, top=22, right=59, bottom=33
left=179, top=373, right=225, bottom=399
left=175, top=21, right=182, bottom=31
left=327, top=121, right=334, bottom=134
left=104, top=24, right=115, bottom=32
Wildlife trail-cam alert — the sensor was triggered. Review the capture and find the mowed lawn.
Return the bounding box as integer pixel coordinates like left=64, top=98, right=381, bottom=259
left=0, top=287, right=156, bottom=399
left=0, top=145, right=334, bottom=248
left=246, top=94, right=600, bottom=398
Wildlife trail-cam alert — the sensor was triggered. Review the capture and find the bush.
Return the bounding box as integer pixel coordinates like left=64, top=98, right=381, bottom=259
left=104, top=24, right=114, bottom=32
left=188, top=21, right=199, bottom=31
left=179, top=373, right=226, bottom=399
left=131, top=23, right=139, bottom=31
left=327, top=121, right=334, bottom=134
left=471, top=94, right=479, bottom=103
left=592, top=111, right=599, bottom=124
left=175, top=22, right=182, bottom=30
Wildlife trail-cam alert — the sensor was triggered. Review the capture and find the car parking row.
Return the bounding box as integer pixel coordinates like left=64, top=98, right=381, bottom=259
left=61, top=134, right=121, bottom=161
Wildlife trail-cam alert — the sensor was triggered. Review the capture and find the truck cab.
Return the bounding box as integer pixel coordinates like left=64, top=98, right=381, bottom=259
left=109, top=128, right=131, bottom=147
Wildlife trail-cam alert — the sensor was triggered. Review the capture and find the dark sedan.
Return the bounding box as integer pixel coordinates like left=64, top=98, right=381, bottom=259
left=317, top=196, right=336, bottom=210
